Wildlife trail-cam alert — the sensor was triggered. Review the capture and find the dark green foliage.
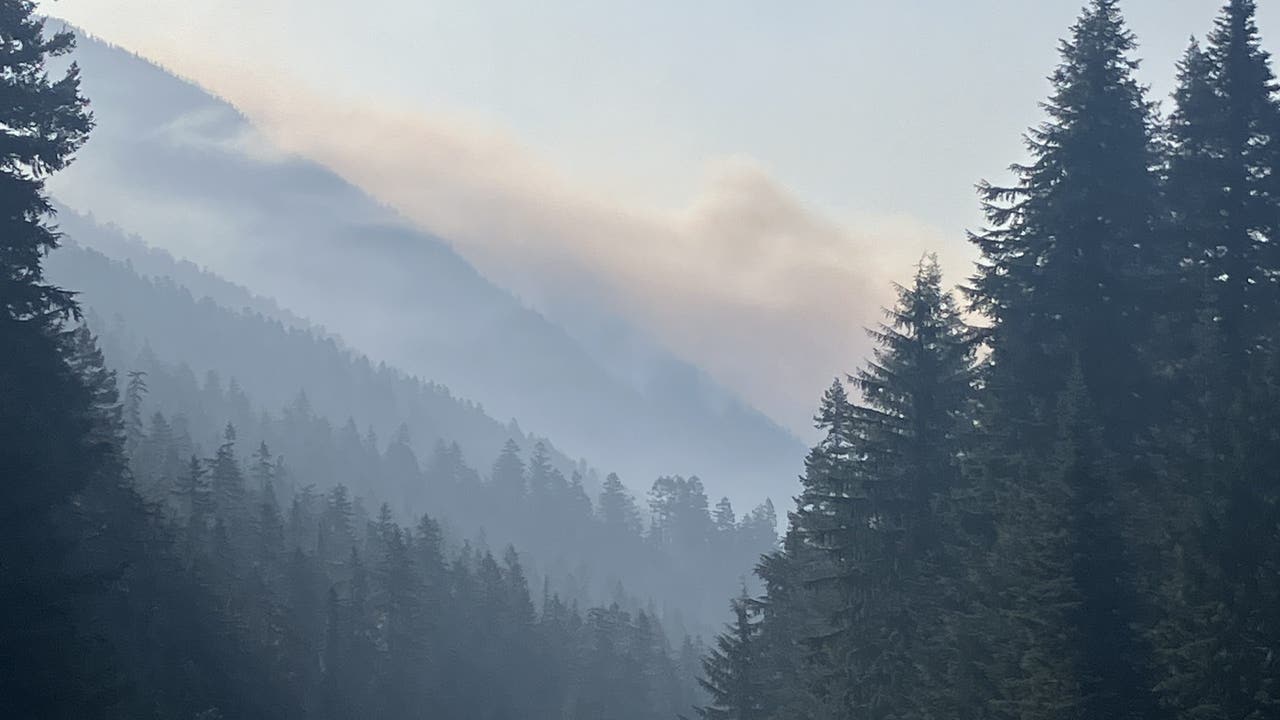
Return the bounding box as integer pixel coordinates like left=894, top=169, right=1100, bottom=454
left=700, top=4, right=1280, bottom=720
left=698, top=592, right=767, bottom=720
left=0, top=1, right=92, bottom=323
left=964, top=4, right=1164, bottom=718
left=782, top=257, right=976, bottom=720
left=1167, top=0, right=1280, bottom=371
left=0, top=6, right=107, bottom=715
left=969, top=0, right=1161, bottom=442
left=1148, top=3, right=1280, bottom=718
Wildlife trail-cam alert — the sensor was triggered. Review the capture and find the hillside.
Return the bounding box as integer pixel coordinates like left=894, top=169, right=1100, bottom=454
left=45, top=225, right=778, bottom=636
left=46, top=23, right=805, bottom=507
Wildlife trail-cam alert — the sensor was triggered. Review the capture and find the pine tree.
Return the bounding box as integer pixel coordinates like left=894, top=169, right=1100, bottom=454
left=752, top=532, right=829, bottom=720
left=1151, top=9, right=1280, bottom=701
left=136, top=409, right=178, bottom=504
left=384, top=422, right=421, bottom=513
left=698, top=591, right=767, bottom=720
left=1165, top=39, right=1224, bottom=320
left=319, top=484, right=355, bottom=565
left=176, top=452, right=211, bottom=528
left=969, top=0, right=1162, bottom=441
left=491, top=437, right=526, bottom=501
left=0, top=23, right=97, bottom=708
left=254, top=447, right=285, bottom=569
left=123, top=369, right=148, bottom=455
left=0, top=2, right=93, bottom=324
left=378, top=524, right=431, bottom=718
left=251, top=441, right=274, bottom=495
left=790, top=378, right=855, bottom=564
left=567, top=469, right=594, bottom=521
left=852, top=256, right=974, bottom=556
left=966, top=4, right=1163, bottom=718
left=600, top=472, right=643, bottom=537
left=987, top=367, right=1149, bottom=720
left=1168, top=0, right=1280, bottom=369
left=713, top=497, right=737, bottom=535
left=649, top=476, right=712, bottom=551
left=792, top=258, right=977, bottom=719
left=528, top=440, right=554, bottom=498
left=208, top=423, right=249, bottom=554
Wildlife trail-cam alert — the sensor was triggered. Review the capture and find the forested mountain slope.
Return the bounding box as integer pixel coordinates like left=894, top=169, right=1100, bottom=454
left=46, top=225, right=778, bottom=636
left=46, top=23, right=804, bottom=506
left=3, top=10, right=711, bottom=717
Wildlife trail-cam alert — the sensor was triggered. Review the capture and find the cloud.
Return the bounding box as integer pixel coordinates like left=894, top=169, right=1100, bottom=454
left=133, top=58, right=970, bottom=436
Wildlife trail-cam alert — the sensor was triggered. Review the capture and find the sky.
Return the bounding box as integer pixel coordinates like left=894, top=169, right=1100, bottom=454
left=37, top=0, right=1280, bottom=435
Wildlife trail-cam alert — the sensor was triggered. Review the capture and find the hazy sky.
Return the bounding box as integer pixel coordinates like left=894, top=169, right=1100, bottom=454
left=38, top=0, right=1280, bottom=433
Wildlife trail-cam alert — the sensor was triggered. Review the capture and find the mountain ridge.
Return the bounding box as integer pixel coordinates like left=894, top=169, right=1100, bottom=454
left=47, top=22, right=804, bottom=507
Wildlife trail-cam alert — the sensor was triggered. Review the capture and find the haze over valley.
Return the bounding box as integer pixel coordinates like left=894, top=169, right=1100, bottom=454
left=5, top=2, right=1280, bottom=719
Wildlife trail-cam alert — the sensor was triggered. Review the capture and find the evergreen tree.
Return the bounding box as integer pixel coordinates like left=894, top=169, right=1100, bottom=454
left=255, top=448, right=286, bottom=569
left=378, top=525, right=431, bottom=718
left=491, top=437, right=527, bottom=500
left=176, top=453, right=214, bottom=547
left=136, top=409, right=178, bottom=503
left=0, top=2, right=93, bottom=323
left=319, top=484, right=355, bottom=564
left=986, top=368, right=1137, bottom=720
left=1167, top=0, right=1280, bottom=370
left=600, top=471, right=643, bottom=537
left=528, top=440, right=554, bottom=498
left=1150, top=12, right=1280, bottom=701
left=0, top=18, right=108, bottom=702
left=792, top=258, right=976, bottom=719
left=123, top=368, right=148, bottom=454
left=966, top=4, right=1163, bottom=718
left=208, top=423, right=249, bottom=555
left=698, top=592, right=767, bottom=720
left=713, top=497, right=737, bottom=536
left=384, top=422, right=420, bottom=513
left=251, top=440, right=275, bottom=495
left=969, top=0, right=1162, bottom=441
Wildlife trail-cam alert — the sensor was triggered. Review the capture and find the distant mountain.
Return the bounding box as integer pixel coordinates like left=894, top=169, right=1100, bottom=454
left=48, top=23, right=803, bottom=508
left=45, top=220, right=563, bottom=481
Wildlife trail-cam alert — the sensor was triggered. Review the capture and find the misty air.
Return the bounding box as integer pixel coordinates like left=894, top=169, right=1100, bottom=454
left=2, top=1, right=1279, bottom=719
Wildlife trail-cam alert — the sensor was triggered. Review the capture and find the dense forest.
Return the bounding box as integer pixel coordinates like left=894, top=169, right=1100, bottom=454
left=6, top=0, right=1280, bottom=719
left=0, top=3, right=770, bottom=718
left=43, top=222, right=779, bottom=637
left=697, top=1, right=1280, bottom=719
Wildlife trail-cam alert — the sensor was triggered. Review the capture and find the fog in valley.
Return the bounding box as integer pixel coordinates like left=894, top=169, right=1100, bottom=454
left=5, top=2, right=1280, bottom=719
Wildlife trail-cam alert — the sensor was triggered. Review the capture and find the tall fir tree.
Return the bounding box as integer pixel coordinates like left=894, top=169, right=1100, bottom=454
left=697, top=592, right=768, bottom=720
left=969, top=0, right=1162, bottom=441
left=0, top=5, right=101, bottom=713
left=794, top=258, right=976, bottom=720
left=966, top=4, right=1163, bottom=719
left=123, top=369, right=148, bottom=455
left=1168, top=0, right=1280, bottom=370
left=1149, top=2, right=1280, bottom=717
left=491, top=437, right=527, bottom=501
left=600, top=471, right=644, bottom=537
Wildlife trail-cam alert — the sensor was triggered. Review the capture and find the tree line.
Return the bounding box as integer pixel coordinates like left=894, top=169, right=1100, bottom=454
left=50, top=226, right=780, bottom=637
left=0, top=3, right=768, bottom=717
left=699, top=2, right=1280, bottom=719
